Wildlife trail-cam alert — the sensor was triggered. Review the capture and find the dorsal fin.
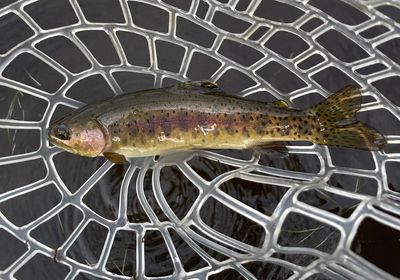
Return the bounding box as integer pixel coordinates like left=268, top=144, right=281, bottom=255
left=168, top=80, right=223, bottom=94
left=272, top=100, right=289, bottom=108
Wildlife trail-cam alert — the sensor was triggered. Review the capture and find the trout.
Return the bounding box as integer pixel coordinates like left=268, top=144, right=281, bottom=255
left=48, top=81, right=386, bottom=163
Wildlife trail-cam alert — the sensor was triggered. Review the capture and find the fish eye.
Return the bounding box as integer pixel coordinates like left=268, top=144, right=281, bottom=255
left=55, top=123, right=71, bottom=140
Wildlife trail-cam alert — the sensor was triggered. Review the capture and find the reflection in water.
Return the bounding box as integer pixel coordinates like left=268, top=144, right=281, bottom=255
left=53, top=152, right=105, bottom=193
left=200, top=196, right=266, bottom=248
left=144, top=230, right=174, bottom=277
left=298, top=189, right=361, bottom=218
left=3, top=148, right=362, bottom=276
left=159, top=165, right=200, bottom=220
left=66, top=221, right=109, bottom=265
left=219, top=178, right=288, bottom=216
left=106, top=230, right=136, bottom=277
left=351, top=217, right=400, bottom=278
left=278, top=212, right=341, bottom=254
left=82, top=163, right=128, bottom=220
left=243, top=262, right=294, bottom=280
left=259, top=151, right=321, bottom=174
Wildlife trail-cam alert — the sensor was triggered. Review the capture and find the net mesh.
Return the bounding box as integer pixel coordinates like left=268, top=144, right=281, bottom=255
left=0, top=0, right=400, bottom=279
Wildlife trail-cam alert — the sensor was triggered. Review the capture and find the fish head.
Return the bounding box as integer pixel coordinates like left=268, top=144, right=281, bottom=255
left=48, top=118, right=107, bottom=157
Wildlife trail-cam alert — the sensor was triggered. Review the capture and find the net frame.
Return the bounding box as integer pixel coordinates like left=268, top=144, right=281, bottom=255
left=0, top=0, right=399, bottom=279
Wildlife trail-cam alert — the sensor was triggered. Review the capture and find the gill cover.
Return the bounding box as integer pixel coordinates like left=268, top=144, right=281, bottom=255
left=48, top=119, right=107, bottom=157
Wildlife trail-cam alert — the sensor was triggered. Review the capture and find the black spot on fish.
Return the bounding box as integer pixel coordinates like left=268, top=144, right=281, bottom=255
left=226, top=126, right=235, bottom=135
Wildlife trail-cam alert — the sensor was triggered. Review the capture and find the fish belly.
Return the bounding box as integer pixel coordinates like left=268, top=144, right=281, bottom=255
left=103, top=109, right=290, bottom=157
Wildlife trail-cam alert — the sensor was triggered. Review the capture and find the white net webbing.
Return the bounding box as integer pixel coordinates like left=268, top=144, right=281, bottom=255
left=0, top=0, right=400, bottom=279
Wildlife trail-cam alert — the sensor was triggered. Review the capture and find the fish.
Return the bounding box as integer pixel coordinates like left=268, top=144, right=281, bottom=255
left=48, top=80, right=386, bottom=164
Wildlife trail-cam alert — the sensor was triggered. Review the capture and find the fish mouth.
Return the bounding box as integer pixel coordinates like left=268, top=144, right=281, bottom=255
left=47, top=127, right=72, bottom=151
left=47, top=127, right=57, bottom=145
left=48, top=132, right=65, bottom=148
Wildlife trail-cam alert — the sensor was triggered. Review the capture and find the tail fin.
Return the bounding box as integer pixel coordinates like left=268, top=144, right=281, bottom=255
left=308, top=85, right=386, bottom=151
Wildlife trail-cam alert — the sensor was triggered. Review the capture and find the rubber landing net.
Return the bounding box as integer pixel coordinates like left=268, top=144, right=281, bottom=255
left=0, top=0, right=400, bottom=279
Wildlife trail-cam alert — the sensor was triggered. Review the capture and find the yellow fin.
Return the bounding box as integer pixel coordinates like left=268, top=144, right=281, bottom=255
left=173, top=80, right=220, bottom=92
left=272, top=100, right=289, bottom=108
left=309, top=85, right=386, bottom=151
left=103, top=152, right=127, bottom=164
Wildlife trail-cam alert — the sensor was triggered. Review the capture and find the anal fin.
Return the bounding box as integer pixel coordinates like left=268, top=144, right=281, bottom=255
left=251, top=142, right=288, bottom=158
left=103, top=152, right=127, bottom=164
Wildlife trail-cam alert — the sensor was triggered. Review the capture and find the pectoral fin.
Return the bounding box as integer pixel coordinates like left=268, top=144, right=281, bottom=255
left=103, top=152, right=127, bottom=164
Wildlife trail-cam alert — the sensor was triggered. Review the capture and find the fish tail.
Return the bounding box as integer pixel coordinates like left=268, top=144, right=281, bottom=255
left=307, top=85, right=386, bottom=150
